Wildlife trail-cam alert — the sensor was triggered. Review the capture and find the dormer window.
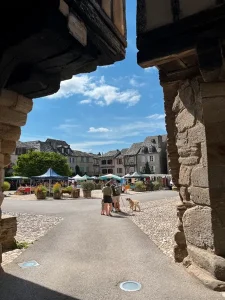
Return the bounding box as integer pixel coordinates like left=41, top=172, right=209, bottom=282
left=142, top=146, right=148, bottom=154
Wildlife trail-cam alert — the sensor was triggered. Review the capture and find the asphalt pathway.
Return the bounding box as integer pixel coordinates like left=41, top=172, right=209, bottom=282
left=0, top=191, right=223, bottom=300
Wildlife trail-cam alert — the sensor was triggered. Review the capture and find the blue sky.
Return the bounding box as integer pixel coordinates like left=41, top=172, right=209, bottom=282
left=21, top=1, right=166, bottom=153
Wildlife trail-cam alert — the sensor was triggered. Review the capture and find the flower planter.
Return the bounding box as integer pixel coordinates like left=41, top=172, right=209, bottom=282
left=53, top=192, right=61, bottom=199
left=83, top=190, right=92, bottom=198
left=36, top=192, right=46, bottom=200
left=71, top=189, right=79, bottom=198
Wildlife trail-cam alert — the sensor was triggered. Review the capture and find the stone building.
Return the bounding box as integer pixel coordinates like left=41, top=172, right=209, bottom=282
left=124, top=135, right=167, bottom=174
left=99, top=149, right=127, bottom=176
left=70, top=151, right=94, bottom=176
left=137, top=0, right=225, bottom=289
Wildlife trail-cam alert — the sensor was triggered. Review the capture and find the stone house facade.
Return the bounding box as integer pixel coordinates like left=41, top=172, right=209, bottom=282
left=69, top=151, right=94, bottom=176
left=99, top=149, right=127, bottom=176
left=124, top=135, right=168, bottom=175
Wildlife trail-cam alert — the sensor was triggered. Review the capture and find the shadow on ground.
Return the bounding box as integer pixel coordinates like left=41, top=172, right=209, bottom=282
left=0, top=271, right=80, bottom=300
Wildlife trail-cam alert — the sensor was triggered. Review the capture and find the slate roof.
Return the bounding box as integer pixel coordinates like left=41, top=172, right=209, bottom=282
left=121, top=148, right=128, bottom=155
left=124, top=142, right=143, bottom=156
left=45, top=138, right=69, bottom=146
left=101, top=150, right=120, bottom=158
left=16, top=141, right=41, bottom=150
left=73, top=150, right=93, bottom=157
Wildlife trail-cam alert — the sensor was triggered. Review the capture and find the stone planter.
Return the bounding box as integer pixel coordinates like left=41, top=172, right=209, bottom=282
left=53, top=192, right=61, bottom=199
left=36, top=192, right=46, bottom=200
left=71, top=189, right=79, bottom=198
left=83, top=190, right=92, bottom=198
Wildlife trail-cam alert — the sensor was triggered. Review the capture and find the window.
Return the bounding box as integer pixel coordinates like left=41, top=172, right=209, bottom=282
left=117, top=158, right=122, bottom=164
left=107, top=160, right=112, bottom=165
left=61, top=148, right=64, bottom=154
left=108, top=169, right=113, bottom=174
left=117, top=168, right=123, bottom=173
left=149, top=156, right=154, bottom=162
left=150, top=166, right=155, bottom=173
left=73, top=158, right=75, bottom=163
left=86, top=157, right=89, bottom=163
left=139, top=166, right=143, bottom=172
left=102, top=169, right=107, bottom=174
left=102, top=160, right=106, bottom=165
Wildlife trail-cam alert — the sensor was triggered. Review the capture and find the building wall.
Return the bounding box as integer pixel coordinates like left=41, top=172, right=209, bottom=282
left=115, top=156, right=125, bottom=176
left=137, top=153, right=162, bottom=174
left=68, top=156, right=94, bottom=175
left=124, top=155, right=137, bottom=174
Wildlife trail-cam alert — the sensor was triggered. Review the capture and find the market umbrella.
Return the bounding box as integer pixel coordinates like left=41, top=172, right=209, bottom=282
left=82, top=174, right=92, bottom=180
left=130, top=172, right=144, bottom=178
left=99, top=174, right=122, bottom=181
left=5, top=176, right=29, bottom=180
left=72, top=174, right=83, bottom=181
left=123, top=174, right=131, bottom=178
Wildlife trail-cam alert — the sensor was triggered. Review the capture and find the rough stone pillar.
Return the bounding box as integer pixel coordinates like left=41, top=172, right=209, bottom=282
left=0, top=89, right=33, bottom=268
left=163, top=77, right=225, bottom=290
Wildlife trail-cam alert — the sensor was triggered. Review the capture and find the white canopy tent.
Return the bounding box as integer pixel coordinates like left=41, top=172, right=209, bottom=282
left=72, top=175, right=83, bottom=181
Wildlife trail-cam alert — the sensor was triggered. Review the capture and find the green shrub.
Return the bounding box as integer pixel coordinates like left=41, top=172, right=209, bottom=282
left=2, top=181, right=10, bottom=192
left=145, top=181, right=154, bottom=191
left=53, top=183, right=61, bottom=193
left=81, top=181, right=95, bottom=191
left=152, top=181, right=160, bottom=191
left=35, top=185, right=48, bottom=196
left=134, top=181, right=145, bottom=192
left=65, top=186, right=73, bottom=192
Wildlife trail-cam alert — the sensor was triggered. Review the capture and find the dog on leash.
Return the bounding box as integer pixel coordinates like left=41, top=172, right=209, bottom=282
left=126, top=198, right=141, bottom=212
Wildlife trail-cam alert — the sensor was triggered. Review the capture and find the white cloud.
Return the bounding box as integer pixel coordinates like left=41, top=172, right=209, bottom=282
left=144, top=66, right=158, bottom=73
left=129, top=77, right=145, bottom=88
left=88, top=127, right=111, bottom=133
left=70, top=140, right=122, bottom=151
left=46, top=75, right=141, bottom=106
left=80, top=99, right=92, bottom=105
left=146, top=114, right=165, bottom=120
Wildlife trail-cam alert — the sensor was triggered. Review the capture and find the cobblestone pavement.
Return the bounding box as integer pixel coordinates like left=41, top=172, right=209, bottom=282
left=121, top=196, right=180, bottom=259
left=2, top=211, right=63, bottom=266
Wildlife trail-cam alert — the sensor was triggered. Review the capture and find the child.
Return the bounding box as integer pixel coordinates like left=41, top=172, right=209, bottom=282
left=101, top=199, right=105, bottom=215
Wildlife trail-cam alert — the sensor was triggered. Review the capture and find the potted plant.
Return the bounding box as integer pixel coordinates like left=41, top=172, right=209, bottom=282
left=53, top=183, right=62, bottom=199
left=2, top=181, right=11, bottom=192
left=35, top=185, right=47, bottom=200
left=81, top=181, right=95, bottom=198
left=134, top=181, right=145, bottom=192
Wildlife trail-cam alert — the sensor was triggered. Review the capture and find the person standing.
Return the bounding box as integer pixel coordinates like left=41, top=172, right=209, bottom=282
left=111, top=181, right=121, bottom=212
left=102, top=182, right=113, bottom=216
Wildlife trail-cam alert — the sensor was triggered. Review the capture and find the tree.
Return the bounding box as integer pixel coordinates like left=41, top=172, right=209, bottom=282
left=13, top=151, right=72, bottom=177
left=75, top=165, right=82, bottom=176
left=143, top=161, right=151, bottom=174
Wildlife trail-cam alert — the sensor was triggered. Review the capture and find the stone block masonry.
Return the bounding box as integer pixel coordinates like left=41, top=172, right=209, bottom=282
left=163, top=78, right=225, bottom=290
left=0, top=89, right=33, bottom=267
left=0, top=215, right=17, bottom=252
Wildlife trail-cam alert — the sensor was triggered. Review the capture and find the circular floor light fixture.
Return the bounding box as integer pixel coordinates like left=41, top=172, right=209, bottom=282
left=120, top=281, right=142, bottom=292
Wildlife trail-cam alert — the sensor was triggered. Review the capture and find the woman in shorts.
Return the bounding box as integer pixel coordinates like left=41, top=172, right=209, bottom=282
left=102, top=182, right=113, bottom=216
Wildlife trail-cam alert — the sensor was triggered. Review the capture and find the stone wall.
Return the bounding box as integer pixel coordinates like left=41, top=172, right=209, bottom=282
left=164, top=77, right=225, bottom=289
left=0, top=89, right=33, bottom=267
left=0, top=215, right=17, bottom=252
